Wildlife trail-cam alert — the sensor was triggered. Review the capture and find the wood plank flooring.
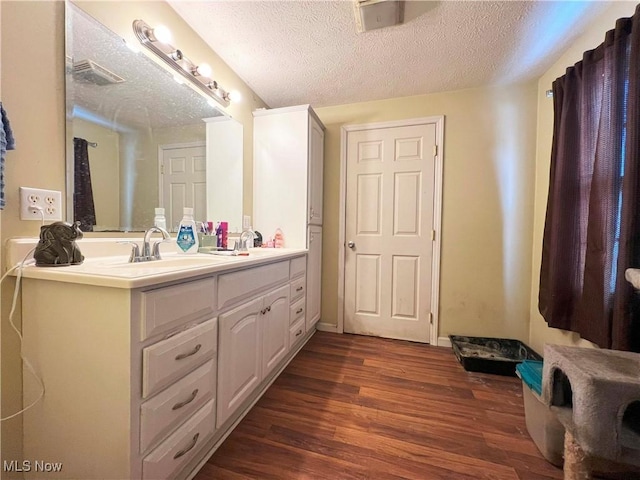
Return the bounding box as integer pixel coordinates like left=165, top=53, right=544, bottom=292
left=194, top=331, right=564, bottom=480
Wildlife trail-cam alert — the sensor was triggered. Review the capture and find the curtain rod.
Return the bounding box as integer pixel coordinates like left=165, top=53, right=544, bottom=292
left=88, top=141, right=98, bottom=148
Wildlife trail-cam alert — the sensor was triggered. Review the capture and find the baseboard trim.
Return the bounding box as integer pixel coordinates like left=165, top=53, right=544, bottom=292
left=437, top=336, right=452, bottom=348
left=316, top=322, right=338, bottom=333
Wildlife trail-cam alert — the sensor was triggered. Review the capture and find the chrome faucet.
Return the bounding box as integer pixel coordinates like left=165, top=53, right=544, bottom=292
left=120, top=226, right=172, bottom=263
left=142, top=226, right=172, bottom=260
left=239, top=229, right=256, bottom=252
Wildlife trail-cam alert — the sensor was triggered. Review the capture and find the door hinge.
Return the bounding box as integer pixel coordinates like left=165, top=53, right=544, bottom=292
left=431, top=229, right=436, bottom=241
left=160, top=164, right=164, bottom=175
left=433, top=145, right=438, bottom=157
left=429, top=312, right=433, bottom=324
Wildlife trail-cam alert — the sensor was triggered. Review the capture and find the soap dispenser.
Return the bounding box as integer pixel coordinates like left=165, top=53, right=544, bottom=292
left=176, top=207, right=199, bottom=254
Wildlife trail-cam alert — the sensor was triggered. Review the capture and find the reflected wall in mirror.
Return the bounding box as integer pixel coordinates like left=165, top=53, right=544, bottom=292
left=66, top=2, right=244, bottom=232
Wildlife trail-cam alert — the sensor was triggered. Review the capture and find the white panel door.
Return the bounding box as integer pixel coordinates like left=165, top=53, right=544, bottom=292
left=344, top=123, right=437, bottom=342
left=161, top=143, right=206, bottom=231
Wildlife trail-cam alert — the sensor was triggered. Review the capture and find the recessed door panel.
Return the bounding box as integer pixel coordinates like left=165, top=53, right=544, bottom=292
left=394, top=172, right=421, bottom=236
left=356, top=174, right=382, bottom=235
left=392, top=255, right=419, bottom=319
left=355, top=254, right=381, bottom=316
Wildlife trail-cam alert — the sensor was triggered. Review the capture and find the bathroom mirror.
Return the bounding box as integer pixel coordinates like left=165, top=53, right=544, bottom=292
left=65, top=2, right=244, bottom=232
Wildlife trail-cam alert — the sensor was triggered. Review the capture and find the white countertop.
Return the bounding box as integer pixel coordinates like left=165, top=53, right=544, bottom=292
left=6, top=238, right=306, bottom=289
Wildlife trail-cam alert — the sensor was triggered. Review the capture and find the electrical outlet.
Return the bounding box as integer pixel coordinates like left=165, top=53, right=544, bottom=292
left=243, top=215, right=251, bottom=230
left=20, top=187, right=62, bottom=221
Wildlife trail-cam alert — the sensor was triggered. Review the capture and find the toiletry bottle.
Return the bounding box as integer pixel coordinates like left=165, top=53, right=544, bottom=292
left=154, top=208, right=167, bottom=230
left=215, top=222, right=222, bottom=248
left=176, top=207, right=199, bottom=254
left=221, top=222, right=229, bottom=249
left=274, top=228, right=284, bottom=248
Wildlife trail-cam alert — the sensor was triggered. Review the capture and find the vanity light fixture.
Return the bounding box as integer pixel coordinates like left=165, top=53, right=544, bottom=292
left=133, top=19, right=232, bottom=108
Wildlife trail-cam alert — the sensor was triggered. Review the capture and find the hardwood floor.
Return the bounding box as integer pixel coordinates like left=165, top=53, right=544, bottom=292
left=194, top=331, right=564, bottom=480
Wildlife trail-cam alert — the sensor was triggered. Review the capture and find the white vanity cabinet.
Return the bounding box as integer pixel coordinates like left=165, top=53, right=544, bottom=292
left=253, top=104, right=324, bottom=247
left=216, top=258, right=304, bottom=427
left=307, top=225, right=322, bottom=331
left=18, top=250, right=312, bottom=480
left=216, top=284, right=290, bottom=427
left=253, top=104, right=325, bottom=332
left=21, top=276, right=219, bottom=480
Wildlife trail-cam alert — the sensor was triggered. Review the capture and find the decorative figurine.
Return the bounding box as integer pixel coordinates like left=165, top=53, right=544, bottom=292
left=34, top=221, right=84, bottom=266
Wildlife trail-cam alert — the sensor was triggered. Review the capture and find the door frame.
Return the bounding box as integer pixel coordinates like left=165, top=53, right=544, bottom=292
left=157, top=141, right=206, bottom=207
left=336, top=116, right=444, bottom=345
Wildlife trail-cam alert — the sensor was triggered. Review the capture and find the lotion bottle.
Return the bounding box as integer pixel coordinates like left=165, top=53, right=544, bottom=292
left=176, top=207, right=199, bottom=254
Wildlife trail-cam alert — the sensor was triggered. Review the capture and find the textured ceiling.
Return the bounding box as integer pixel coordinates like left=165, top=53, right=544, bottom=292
left=169, top=1, right=617, bottom=109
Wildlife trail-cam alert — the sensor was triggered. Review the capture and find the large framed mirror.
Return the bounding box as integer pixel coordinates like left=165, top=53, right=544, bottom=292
left=65, top=1, right=243, bottom=232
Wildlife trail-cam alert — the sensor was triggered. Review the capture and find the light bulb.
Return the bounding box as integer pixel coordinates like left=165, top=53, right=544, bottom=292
left=195, top=63, right=212, bottom=77
left=228, top=90, right=242, bottom=103
left=152, top=25, right=172, bottom=44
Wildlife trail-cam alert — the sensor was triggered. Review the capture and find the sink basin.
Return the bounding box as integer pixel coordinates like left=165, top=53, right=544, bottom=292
left=83, top=253, right=231, bottom=276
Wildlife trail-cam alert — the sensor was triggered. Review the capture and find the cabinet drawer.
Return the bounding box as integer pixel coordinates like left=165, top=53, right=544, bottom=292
left=289, top=316, right=305, bottom=349
left=140, top=359, right=216, bottom=454
left=140, top=277, right=216, bottom=341
left=290, top=255, right=306, bottom=279
left=218, top=260, right=289, bottom=310
left=290, top=276, right=306, bottom=303
left=142, top=318, right=217, bottom=398
left=142, top=399, right=215, bottom=480
left=290, top=297, right=305, bottom=325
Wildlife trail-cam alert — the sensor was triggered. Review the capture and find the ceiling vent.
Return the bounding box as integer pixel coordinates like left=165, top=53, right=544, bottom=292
left=354, top=0, right=404, bottom=33
left=72, top=59, right=125, bottom=86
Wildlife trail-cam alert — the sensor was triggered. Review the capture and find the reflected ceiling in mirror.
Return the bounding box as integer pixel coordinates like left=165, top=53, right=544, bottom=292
left=66, top=2, right=226, bottom=232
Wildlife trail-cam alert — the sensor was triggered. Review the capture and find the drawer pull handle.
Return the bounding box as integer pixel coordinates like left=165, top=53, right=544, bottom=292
left=173, top=432, right=199, bottom=460
left=295, top=329, right=303, bottom=337
left=296, top=286, right=304, bottom=292
left=296, top=308, right=303, bottom=315
left=175, top=344, right=201, bottom=361
left=172, top=389, right=199, bottom=411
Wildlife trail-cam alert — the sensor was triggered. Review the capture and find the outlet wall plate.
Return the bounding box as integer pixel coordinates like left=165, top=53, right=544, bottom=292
left=20, top=187, right=63, bottom=221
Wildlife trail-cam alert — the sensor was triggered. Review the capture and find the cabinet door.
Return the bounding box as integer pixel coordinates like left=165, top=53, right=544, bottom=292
left=308, top=117, right=324, bottom=225
left=307, top=226, right=322, bottom=331
left=262, top=285, right=290, bottom=379
left=217, top=297, right=263, bottom=427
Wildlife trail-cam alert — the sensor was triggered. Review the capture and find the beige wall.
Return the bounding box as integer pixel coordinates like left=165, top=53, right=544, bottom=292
left=315, top=82, right=539, bottom=342
left=1, top=2, right=65, bottom=471
left=0, top=1, right=266, bottom=467
left=528, top=1, right=638, bottom=354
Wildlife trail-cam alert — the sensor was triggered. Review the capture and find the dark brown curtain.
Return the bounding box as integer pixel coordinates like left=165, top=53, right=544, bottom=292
left=539, top=4, right=640, bottom=351
left=73, top=137, right=96, bottom=232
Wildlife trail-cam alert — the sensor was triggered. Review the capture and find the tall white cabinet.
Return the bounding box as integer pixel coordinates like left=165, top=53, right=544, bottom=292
left=253, top=105, right=324, bottom=332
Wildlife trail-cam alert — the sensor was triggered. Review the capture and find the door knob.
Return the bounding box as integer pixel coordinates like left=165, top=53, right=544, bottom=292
left=347, top=241, right=355, bottom=249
